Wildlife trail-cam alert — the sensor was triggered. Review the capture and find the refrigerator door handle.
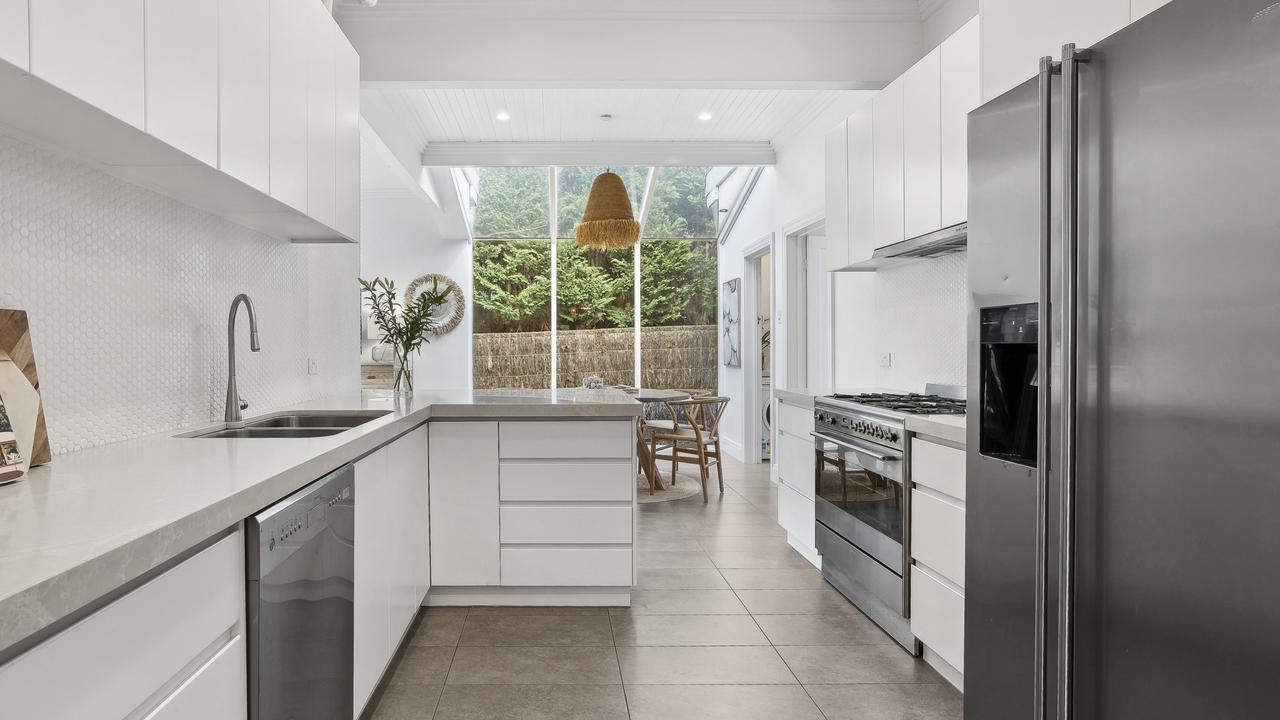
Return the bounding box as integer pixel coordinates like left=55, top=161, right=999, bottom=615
left=1058, top=41, right=1089, bottom=720
left=1035, top=54, right=1061, bottom=720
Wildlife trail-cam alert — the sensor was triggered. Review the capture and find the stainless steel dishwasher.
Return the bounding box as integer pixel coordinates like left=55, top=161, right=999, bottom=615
left=247, top=464, right=355, bottom=720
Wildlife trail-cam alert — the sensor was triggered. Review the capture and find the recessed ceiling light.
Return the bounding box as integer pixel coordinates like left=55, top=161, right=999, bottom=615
left=697, top=111, right=713, bottom=122
left=495, top=111, right=511, bottom=121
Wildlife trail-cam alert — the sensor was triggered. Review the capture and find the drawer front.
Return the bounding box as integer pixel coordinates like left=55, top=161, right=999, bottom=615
left=911, top=438, right=966, bottom=500
left=500, top=506, right=632, bottom=544
left=777, top=481, right=816, bottom=554
left=0, top=531, right=244, bottom=719
left=777, top=430, right=814, bottom=499
left=144, top=634, right=246, bottom=720
left=911, top=489, right=965, bottom=588
left=500, top=420, right=633, bottom=460
left=910, top=564, right=965, bottom=673
left=778, top=401, right=813, bottom=436
left=500, top=461, right=633, bottom=502
left=500, top=547, right=632, bottom=587
left=360, top=362, right=393, bottom=390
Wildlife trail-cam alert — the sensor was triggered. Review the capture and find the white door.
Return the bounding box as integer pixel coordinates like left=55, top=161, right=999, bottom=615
left=940, top=17, right=980, bottom=229
left=903, top=47, right=942, bottom=240
left=30, top=0, right=146, bottom=128
left=872, top=77, right=905, bottom=250
left=846, top=106, right=875, bottom=264
left=306, top=1, right=337, bottom=227
left=334, top=32, right=360, bottom=239
left=822, top=120, right=849, bottom=272
left=219, top=0, right=271, bottom=192
left=429, top=422, right=501, bottom=586
left=144, top=0, right=219, bottom=167
left=269, top=0, right=310, bottom=211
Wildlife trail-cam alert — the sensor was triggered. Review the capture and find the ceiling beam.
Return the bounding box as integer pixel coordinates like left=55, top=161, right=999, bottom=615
left=421, top=141, right=776, bottom=168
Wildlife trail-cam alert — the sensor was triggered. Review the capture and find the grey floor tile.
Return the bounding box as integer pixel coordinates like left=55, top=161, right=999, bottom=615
left=407, top=608, right=467, bottom=647
left=734, top=588, right=861, bottom=615
left=631, top=534, right=702, bottom=551
left=805, top=683, right=963, bottom=720
left=458, top=614, right=615, bottom=646
left=367, top=683, right=444, bottom=720
left=386, top=646, right=455, bottom=686
left=625, top=684, right=826, bottom=720
left=432, top=684, right=629, bottom=720
left=718, top=568, right=829, bottom=590
left=446, top=646, right=622, bottom=685
left=620, top=589, right=747, bottom=615
left=634, top=568, right=730, bottom=590
left=776, top=645, right=943, bottom=684
left=706, top=548, right=814, bottom=569
left=464, top=606, right=608, bottom=616
left=695, top=534, right=793, bottom=552
left=617, top=646, right=798, bottom=685
left=687, top=523, right=786, bottom=538
left=611, top=614, right=770, bottom=646
left=634, top=550, right=716, bottom=569
left=753, top=613, right=895, bottom=645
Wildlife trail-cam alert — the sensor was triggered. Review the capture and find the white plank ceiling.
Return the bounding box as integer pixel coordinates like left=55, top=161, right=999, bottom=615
left=368, top=87, right=861, bottom=145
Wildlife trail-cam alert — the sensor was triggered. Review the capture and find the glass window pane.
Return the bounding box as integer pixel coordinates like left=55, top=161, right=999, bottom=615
left=556, top=166, right=649, bottom=239
left=555, top=239, right=634, bottom=388
left=642, top=166, right=718, bottom=239
left=472, top=167, right=550, bottom=239
left=639, top=238, right=718, bottom=393
left=472, top=239, right=552, bottom=388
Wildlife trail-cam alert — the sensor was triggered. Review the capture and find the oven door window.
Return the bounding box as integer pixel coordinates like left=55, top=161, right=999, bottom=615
left=815, top=442, right=904, bottom=544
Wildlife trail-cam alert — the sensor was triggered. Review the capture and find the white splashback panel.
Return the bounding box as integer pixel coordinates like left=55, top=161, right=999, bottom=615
left=0, top=135, right=359, bottom=454
left=872, top=251, right=969, bottom=391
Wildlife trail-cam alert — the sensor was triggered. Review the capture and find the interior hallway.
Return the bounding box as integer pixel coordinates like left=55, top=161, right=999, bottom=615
left=366, top=456, right=962, bottom=719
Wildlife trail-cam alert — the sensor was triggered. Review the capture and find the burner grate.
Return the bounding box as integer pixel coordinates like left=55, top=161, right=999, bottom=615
left=829, top=393, right=967, bottom=415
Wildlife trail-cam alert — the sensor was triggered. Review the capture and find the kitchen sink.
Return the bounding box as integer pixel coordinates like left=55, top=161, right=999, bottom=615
left=180, top=410, right=391, bottom=439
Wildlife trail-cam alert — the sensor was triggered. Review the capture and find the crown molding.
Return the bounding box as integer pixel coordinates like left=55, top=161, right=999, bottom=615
left=337, top=0, right=924, bottom=23
left=421, top=141, right=776, bottom=168
left=917, top=0, right=950, bottom=20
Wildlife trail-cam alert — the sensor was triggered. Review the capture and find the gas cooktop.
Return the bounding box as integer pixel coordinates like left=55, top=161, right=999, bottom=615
left=826, top=393, right=967, bottom=415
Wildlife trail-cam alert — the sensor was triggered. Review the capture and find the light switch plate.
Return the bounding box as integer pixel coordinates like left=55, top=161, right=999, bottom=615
left=879, top=352, right=893, bottom=368
left=308, top=358, right=320, bottom=375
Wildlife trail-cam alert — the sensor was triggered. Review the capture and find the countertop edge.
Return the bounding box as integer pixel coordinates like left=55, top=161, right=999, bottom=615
left=904, top=415, right=967, bottom=447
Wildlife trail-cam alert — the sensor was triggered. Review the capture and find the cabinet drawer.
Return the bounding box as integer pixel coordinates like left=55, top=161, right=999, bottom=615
left=777, top=481, right=816, bottom=557
left=145, top=634, right=246, bottom=720
left=500, top=461, right=633, bottom=502
left=500, top=547, right=632, bottom=587
left=911, top=489, right=965, bottom=587
left=500, top=506, right=632, bottom=544
left=910, top=564, right=964, bottom=673
left=778, top=400, right=813, bottom=436
left=911, top=438, right=966, bottom=500
left=500, top=421, right=633, bottom=459
left=0, top=531, right=244, bottom=719
left=777, top=431, right=814, bottom=500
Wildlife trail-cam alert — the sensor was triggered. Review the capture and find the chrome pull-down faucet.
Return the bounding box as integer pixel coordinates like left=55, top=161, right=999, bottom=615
left=225, top=293, right=261, bottom=426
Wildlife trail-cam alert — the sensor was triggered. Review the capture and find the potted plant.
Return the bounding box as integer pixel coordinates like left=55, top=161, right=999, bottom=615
left=361, top=276, right=449, bottom=394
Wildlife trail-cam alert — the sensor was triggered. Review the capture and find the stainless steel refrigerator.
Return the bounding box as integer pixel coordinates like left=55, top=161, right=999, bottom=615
left=966, top=1, right=1280, bottom=718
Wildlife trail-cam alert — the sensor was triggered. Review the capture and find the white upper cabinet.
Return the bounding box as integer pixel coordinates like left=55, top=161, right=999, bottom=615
left=307, top=0, right=338, bottom=229
left=823, top=120, right=850, bottom=272
left=145, top=0, right=219, bottom=167
left=219, top=0, right=271, bottom=192
left=0, top=0, right=29, bottom=70
left=846, top=105, right=875, bottom=264
left=335, top=31, right=361, bottom=240
left=1131, top=0, right=1172, bottom=22
left=903, top=47, right=942, bottom=240
left=269, top=0, right=310, bottom=213
left=29, top=0, right=146, bottom=128
left=981, top=0, right=1129, bottom=102
left=872, top=77, right=905, bottom=250
left=940, top=17, right=980, bottom=229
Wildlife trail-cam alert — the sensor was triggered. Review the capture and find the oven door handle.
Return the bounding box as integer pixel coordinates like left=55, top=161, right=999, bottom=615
left=809, top=432, right=900, bottom=463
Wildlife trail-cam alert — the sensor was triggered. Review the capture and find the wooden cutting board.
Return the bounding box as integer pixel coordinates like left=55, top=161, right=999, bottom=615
left=0, top=309, right=51, bottom=466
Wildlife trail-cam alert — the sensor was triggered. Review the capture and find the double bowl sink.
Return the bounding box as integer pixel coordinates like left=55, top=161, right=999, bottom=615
left=181, top=411, right=391, bottom=439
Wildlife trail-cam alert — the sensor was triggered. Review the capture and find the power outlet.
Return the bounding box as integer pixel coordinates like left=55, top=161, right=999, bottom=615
left=879, top=352, right=893, bottom=369
left=308, top=358, right=320, bottom=376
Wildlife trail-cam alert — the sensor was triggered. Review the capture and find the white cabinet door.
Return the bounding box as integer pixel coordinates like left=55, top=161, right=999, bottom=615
left=30, top=0, right=146, bottom=128
left=981, top=0, right=1129, bottom=102
left=777, top=431, right=814, bottom=501
left=429, top=421, right=501, bottom=586
left=334, top=31, right=360, bottom=240
left=408, top=425, right=432, bottom=606
left=306, top=0, right=337, bottom=228
left=0, top=0, right=29, bottom=70
left=1131, top=0, right=1172, bottom=21
left=219, top=0, right=271, bottom=192
left=388, top=425, right=429, bottom=642
left=777, top=480, right=816, bottom=556
left=872, top=77, right=905, bottom=250
left=144, top=0, right=219, bottom=167
left=910, top=564, right=965, bottom=672
left=269, top=0, right=310, bottom=212
left=144, top=634, right=246, bottom=720
left=903, top=47, right=941, bottom=241
left=940, top=17, right=980, bottom=229
left=823, top=119, right=849, bottom=272
left=353, top=446, right=390, bottom=716
left=846, top=105, right=875, bottom=264
left=911, top=488, right=966, bottom=587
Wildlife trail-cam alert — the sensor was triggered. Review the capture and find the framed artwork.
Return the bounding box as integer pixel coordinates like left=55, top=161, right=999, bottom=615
left=0, top=398, right=22, bottom=485
left=0, top=309, right=51, bottom=479
left=721, top=278, right=741, bottom=367
left=403, top=273, right=466, bottom=336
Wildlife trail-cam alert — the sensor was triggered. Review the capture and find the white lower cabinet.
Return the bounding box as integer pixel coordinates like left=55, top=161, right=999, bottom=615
left=778, top=480, right=816, bottom=556
left=910, top=564, right=965, bottom=673
left=908, top=432, right=966, bottom=683
left=776, top=399, right=818, bottom=563
left=429, top=421, right=501, bottom=586
left=500, top=547, right=633, bottom=587
left=0, top=531, right=246, bottom=720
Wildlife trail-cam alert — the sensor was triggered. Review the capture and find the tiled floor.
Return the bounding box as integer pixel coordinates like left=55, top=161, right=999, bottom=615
left=367, top=457, right=963, bottom=720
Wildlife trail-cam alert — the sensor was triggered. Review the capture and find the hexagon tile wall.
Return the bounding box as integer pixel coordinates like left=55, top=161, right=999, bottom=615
left=0, top=135, right=360, bottom=455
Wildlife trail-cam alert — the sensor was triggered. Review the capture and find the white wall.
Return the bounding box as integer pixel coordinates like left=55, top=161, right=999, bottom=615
left=922, top=0, right=979, bottom=49
left=0, top=135, right=359, bottom=454
left=359, top=196, right=473, bottom=390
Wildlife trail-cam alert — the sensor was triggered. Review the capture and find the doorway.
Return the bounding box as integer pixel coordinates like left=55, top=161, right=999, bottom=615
left=742, top=234, right=773, bottom=464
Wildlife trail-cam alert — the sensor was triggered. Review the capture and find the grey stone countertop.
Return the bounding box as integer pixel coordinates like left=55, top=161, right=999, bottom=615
left=0, top=388, right=639, bottom=656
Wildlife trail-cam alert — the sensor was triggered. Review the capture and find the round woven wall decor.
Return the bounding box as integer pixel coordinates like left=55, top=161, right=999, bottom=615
left=403, top=273, right=466, bottom=336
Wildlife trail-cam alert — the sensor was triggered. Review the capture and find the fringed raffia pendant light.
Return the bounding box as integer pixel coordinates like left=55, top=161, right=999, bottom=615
left=576, top=171, right=641, bottom=250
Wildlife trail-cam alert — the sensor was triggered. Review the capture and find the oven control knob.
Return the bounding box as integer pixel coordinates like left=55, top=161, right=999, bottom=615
left=889, top=431, right=899, bottom=443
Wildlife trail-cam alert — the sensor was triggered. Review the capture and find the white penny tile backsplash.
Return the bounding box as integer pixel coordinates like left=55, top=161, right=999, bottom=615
left=872, top=251, right=970, bottom=391
left=0, top=135, right=359, bottom=454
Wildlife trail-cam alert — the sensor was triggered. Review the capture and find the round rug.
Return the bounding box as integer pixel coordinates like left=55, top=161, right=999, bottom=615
left=637, top=468, right=707, bottom=503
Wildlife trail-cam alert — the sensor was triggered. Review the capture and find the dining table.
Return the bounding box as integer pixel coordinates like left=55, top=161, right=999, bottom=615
left=631, top=388, right=693, bottom=490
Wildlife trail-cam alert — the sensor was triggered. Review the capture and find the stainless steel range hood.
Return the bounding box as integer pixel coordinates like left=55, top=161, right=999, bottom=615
left=845, top=222, right=967, bottom=271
